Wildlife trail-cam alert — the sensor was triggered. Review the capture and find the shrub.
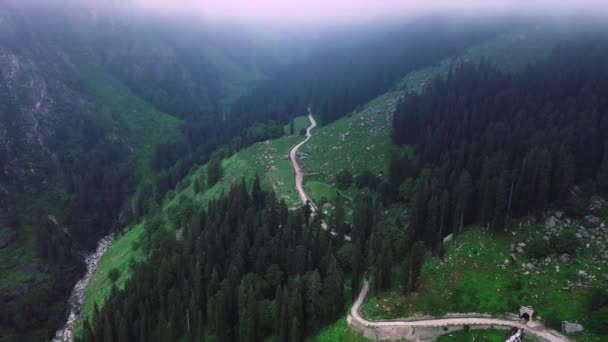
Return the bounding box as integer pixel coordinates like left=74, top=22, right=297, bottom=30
left=588, top=307, right=608, bottom=334
left=335, top=170, right=353, bottom=190
left=551, top=230, right=578, bottom=255
left=108, top=268, right=121, bottom=283
left=527, top=235, right=552, bottom=259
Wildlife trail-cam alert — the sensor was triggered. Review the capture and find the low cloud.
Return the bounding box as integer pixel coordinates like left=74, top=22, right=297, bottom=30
left=10, top=0, right=608, bottom=28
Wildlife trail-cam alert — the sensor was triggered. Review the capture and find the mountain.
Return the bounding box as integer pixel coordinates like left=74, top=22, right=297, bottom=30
left=0, top=3, right=300, bottom=340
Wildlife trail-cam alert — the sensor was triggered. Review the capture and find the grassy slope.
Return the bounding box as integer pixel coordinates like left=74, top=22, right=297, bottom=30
left=77, top=224, right=145, bottom=326
left=436, top=329, right=521, bottom=342
left=360, top=223, right=608, bottom=341
left=284, top=116, right=311, bottom=135
left=77, top=63, right=184, bottom=179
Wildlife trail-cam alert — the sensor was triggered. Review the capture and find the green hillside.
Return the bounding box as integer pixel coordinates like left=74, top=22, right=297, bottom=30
left=74, top=115, right=309, bottom=336
left=73, top=26, right=584, bottom=341
left=77, top=63, right=184, bottom=179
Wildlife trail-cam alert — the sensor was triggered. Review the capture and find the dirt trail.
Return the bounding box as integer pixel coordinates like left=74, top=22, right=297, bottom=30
left=289, top=109, right=317, bottom=207
left=349, top=279, right=568, bottom=342
left=288, top=110, right=351, bottom=241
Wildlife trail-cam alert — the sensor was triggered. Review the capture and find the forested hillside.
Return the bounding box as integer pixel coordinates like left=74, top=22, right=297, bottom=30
left=81, top=183, right=347, bottom=342
left=390, top=37, right=608, bottom=249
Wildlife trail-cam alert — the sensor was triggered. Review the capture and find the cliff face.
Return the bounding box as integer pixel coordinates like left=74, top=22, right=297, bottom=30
left=0, top=12, right=88, bottom=190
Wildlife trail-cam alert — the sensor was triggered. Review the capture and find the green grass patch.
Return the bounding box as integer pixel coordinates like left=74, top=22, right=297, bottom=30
left=186, top=134, right=303, bottom=208
left=284, top=116, right=310, bottom=135
left=360, top=223, right=608, bottom=341
left=77, top=63, right=183, bottom=179
left=436, top=329, right=514, bottom=342
left=312, top=314, right=368, bottom=342
left=74, top=223, right=145, bottom=335
left=301, top=96, right=396, bottom=187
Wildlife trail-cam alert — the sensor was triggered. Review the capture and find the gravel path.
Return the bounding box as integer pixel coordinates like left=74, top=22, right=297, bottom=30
left=288, top=111, right=351, bottom=241
left=289, top=110, right=317, bottom=207
left=350, top=280, right=569, bottom=342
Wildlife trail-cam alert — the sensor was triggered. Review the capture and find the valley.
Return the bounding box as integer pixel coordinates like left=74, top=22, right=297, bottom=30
left=1, top=3, right=608, bottom=341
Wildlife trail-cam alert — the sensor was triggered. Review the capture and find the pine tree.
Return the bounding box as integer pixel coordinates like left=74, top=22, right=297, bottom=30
left=305, top=270, right=322, bottom=334
left=252, top=174, right=265, bottom=209
left=453, top=171, right=473, bottom=233
left=351, top=241, right=364, bottom=299
left=334, top=199, right=346, bottom=241
left=323, top=256, right=344, bottom=321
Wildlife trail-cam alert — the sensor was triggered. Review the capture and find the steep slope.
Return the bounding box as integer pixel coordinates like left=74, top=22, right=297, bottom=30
left=0, top=4, right=281, bottom=340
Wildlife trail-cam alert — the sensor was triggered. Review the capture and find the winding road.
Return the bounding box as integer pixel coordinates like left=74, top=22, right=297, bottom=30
left=349, top=280, right=568, bottom=341
left=289, top=109, right=318, bottom=208
left=287, top=112, right=567, bottom=341
left=288, top=110, right=351, bottom=241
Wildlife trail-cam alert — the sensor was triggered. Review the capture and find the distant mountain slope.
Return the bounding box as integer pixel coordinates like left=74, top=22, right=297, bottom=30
left=0, top=4, right=287, bottom=340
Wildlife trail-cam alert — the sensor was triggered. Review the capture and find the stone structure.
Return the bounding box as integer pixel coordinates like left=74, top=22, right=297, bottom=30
left=520, top=306, right=534, bottom=323
left=561, top=321, right=584, bottom=334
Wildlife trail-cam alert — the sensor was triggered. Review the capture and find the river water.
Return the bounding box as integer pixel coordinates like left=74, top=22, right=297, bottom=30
left=51, top=235, right=113, bottom=342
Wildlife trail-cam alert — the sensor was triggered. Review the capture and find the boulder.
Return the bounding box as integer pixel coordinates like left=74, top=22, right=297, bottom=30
left=588, top=196, right=606, bottom=214
left=578, top=229, right=590, bottom=239
left=561, top=321, right=584, bottom=334
left=545, top=216, right=558, bottom=229
left=582, top=215, right=600, bottom=229
left=559, top=254, right=571, bottom=263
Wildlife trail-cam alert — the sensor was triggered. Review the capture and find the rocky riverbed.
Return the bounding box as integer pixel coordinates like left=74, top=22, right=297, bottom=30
left=52, top=235, right=113, bottom=342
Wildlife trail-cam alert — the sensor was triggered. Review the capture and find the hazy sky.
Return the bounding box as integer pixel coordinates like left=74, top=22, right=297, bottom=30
left=14, top=0, right=608, bottom=29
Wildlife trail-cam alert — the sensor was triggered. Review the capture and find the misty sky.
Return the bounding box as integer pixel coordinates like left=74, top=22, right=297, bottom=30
left=117, top=0, right=606, bottom=26
left=11, top=0, right=606, bottom=29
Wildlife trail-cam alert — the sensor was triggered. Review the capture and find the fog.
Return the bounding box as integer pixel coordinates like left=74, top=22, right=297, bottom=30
left=129, top=0, right=607, bottom=26
left=7, top=0, right=608, bottom=30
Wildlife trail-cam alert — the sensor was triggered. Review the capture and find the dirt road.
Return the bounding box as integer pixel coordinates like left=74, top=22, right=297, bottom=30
left=349, top=279, right=568, bottom=342
left=289, top=110, right=317, bottom=207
